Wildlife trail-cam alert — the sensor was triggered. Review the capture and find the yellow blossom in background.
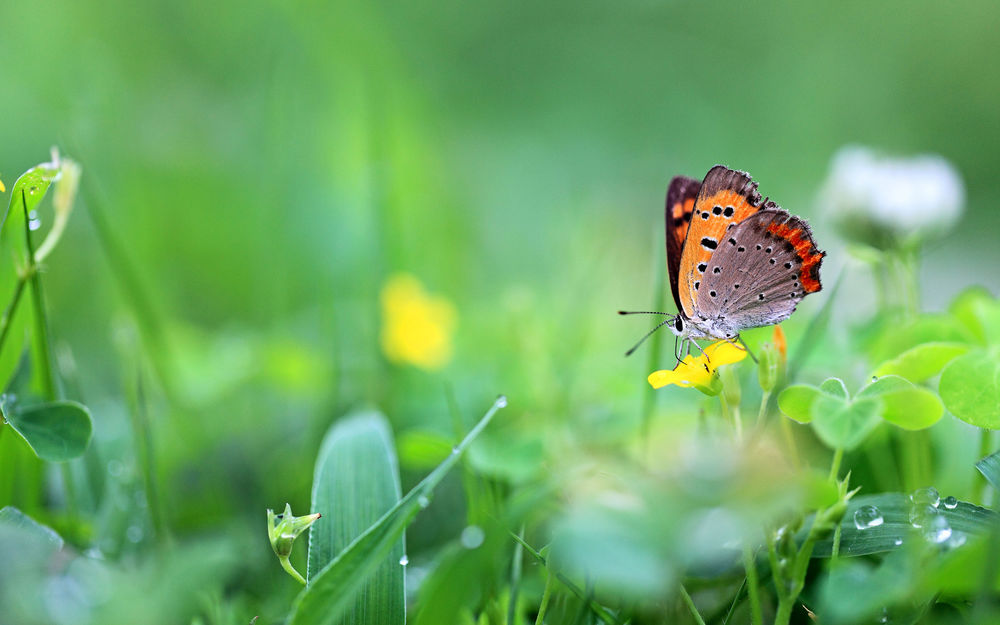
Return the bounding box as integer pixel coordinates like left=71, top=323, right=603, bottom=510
left=648, top=340, right=748, bottom=395
left=0, top=176, right=5, bottom=193
left=380, top=273, right=456, bottom=370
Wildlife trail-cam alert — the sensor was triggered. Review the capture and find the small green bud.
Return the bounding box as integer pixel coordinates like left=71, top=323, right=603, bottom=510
left=718, top=364, right=741, bottom=406
left=757, top=343, right=784, bottom=393
left=267, top=503, right=321, bottom=585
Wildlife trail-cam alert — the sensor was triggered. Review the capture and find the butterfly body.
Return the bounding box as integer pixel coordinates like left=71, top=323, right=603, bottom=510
left=662, top=166, right=825, bottom=347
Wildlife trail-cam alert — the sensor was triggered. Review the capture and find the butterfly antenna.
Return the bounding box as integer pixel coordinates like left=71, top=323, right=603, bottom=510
left=618, top=310, right=672, bottom=316
left=624, top=317, right=674, bottom=357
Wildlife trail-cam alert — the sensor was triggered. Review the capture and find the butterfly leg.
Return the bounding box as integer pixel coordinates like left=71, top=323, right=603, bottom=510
left=731, top=335, right=759, bottom=364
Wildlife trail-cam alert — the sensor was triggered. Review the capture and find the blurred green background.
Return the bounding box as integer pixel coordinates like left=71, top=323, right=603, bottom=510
left=1, top=0, right=999, bottom=622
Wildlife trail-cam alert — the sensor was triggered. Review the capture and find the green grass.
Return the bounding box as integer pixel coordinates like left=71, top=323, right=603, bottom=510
left=3, top=2, right=1000, bottom=622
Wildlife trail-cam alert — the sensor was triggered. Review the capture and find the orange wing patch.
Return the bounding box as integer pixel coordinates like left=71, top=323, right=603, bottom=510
left=677, top=166, right=770, bottom=316
left=665, top=176, right=701, bottom=312
left=766, top=221, right=825, bottom=293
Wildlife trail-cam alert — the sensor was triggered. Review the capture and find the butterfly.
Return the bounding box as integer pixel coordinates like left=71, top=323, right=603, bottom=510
left=622, top=165, right=825, bottom=360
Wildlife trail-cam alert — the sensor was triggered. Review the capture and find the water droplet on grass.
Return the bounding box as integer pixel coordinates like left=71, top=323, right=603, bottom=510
left=417, top=495, right=430, bottom=509
left=107, top=460, right=123, bottom=477
left=461, top=525, right=485, bottom=549
left=399, top=555, right=409, bottom=566
left=909, top=504, right=937, bottom=528
left=496, top=395, right=508, bottom=408
left=853, top=505, right=884, bottom=529
left=910, top=487, right=940, bottom=508
left=126, top=525, right=144, bottom=543
left=893, top=538, right=903, bottom=546
left=942, top=496, right=958, bottom=509
left=924, top=513, right=952, bottom=543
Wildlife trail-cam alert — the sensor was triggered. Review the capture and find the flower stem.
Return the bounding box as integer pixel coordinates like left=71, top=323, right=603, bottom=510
left=742, top=544, right=762, bottom=625
left=720, top=395, right=742, bottom=442
left=678, top=584, right=706, bottom=625
left=755, top=390, right=771, bottom=427
left=278, top=555, right=307, bottom=585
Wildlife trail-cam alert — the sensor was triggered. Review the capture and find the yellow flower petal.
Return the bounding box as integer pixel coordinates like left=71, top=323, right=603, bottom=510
left=703, top=340, right=750, bottom=367
left=647, top=340, right=747, bottom=393
left=0, top=177, right=5, bottom=193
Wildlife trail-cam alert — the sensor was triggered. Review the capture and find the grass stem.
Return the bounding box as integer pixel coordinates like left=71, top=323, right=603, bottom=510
left=678, top=584, right=707, bottom=625
left=534, top=566, right=554, bottom=625
left=741, top=544, right=762, bottom=625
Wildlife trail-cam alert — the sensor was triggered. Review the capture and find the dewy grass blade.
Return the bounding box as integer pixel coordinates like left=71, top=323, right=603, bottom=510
left=305, top=411, right=403, bottom=625
left=287, top=395, right=507, bottom=625
left=976, top=450, right=1000, bottom=492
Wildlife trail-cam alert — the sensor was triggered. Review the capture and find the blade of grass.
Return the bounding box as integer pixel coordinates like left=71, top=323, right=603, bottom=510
left=786, top=271, right=844, bottom=384
left=509, top=532, right=620, bottom=625
left=305, top=410, right=403, bottom=625
left=288, top=395, right=507, bottom=625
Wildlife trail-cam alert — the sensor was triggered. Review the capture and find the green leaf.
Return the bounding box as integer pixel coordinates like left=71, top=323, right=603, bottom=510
left=0, top=506, right=63, bottom=549
left=0, top=159, right=59, bottom=390
left=288, top=396, right=507, bottom=625
left=813, top=493, right=996, bottom=557
left=810, top=393, right=881, bottom=451
left=872, top=342, right=970, bottom=382
left=976, top=450, right=1000, bottom=491
left=2, top=400, right=93, bottom=462
left=866, top=314, right=975, bottom=365
left=819, top=377, right=849, bottom=399
left=305, top=411, right=404, bottom=625
left=949, top=287, right=1000, bottom=345
left=777, top=384, right=822, bottom=423
left=939, top=349, right=1000, bottom=429
left=857, top=375, right=944, bottom=430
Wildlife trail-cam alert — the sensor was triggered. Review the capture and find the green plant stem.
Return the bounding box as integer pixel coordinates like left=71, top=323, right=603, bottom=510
left=510, top=532, right=618, bottom=625
left=755, top=390, right=771, bottom=427
left=829, top=447, right=844, bottom=481
left=720, top=395, right=742, bottom=442
left=535, top=566, right=554, bottom=625
left=82, top=187, right=178, bottom=400
left=741, top=545, right=762, bottom=625
left=0, top=272, right=29, bottom=357
left=779, top=417, right=800, bottom=469
left=508, top=525, right=525, bottom=625
left=899, top=430, right=927, bottom=492
left=279, top=555, right=307, bottom=585
left=20, top=192, right=80, bottom=515
left=640, top=261, right=667, bottom=461
left=678, top=584, right=707, bottom=625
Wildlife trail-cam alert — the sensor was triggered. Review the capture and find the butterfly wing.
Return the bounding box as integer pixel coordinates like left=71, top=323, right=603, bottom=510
left=665, top=176, right=701, bottom=312
left=696, top=209, right=825, bottom=328
left=677, top=166, right=770, bottom=318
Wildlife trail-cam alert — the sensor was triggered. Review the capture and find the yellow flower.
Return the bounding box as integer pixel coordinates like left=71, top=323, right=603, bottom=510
left=0, top=176, right=5, bottom=193
left=648, top=340, right=748, bottom=394
left=380, top=273, right=456, bottom=370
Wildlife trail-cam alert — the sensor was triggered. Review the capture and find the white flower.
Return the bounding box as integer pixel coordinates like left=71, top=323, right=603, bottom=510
left=820, top=146, right=965, bottom=247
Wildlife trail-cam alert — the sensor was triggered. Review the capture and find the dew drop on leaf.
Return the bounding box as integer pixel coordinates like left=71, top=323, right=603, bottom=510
left=942, top=495, right=958, bottom=509
left=853, top=505, right=884, bottom=529
left=910, top=486, right=940, bottom=508
left=923, top=513, right=952, bottom=544
left=399, top=554, right=409, bottom=566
